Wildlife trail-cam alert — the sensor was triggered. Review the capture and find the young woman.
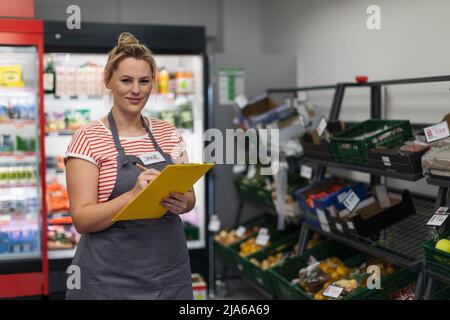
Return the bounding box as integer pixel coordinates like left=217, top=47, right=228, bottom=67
left=64, top=32, right=195, bottom=300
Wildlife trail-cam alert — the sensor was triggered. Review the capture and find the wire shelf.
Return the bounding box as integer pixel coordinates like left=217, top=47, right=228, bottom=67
left=304, top=196, right=435, bottom=269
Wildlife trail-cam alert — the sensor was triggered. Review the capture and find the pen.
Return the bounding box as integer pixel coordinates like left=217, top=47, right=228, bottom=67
left=133, top=162, right=147, bottom=171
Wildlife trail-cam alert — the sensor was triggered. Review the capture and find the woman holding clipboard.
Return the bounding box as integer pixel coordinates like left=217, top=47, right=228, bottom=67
left=64, top=33, right=196, bottom=300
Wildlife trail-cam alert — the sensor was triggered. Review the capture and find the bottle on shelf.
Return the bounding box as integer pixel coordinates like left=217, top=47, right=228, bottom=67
left=44, top=56, right=56, bottom=94
left=175, top=70, right=195, bottom=95
left=158, top=67, right=169, bottom=95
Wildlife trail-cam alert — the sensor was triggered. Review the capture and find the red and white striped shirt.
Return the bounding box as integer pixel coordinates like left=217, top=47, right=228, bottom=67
left=65, top=117, right=186, bottom=203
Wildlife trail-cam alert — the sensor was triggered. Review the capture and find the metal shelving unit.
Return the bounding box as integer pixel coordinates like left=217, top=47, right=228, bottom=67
left=269, top=75, right=450, bottom=300
left=301, top=157, right=424, bottom=182
left=421, top=176, right=450, bottom=299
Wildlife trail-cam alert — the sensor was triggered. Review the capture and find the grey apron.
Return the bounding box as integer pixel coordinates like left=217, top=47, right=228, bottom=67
left=66, top=111, right=192, bottom=300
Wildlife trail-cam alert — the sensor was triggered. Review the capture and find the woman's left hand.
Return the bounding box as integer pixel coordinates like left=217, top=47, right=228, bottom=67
left=161, top=192, right=189, bottom=214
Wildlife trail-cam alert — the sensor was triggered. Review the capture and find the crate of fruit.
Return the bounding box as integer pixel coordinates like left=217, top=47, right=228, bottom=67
left=330, top=119, right=413, bottom=165
left=422, top=231, right=450, bottom=276
left=214, top=213, right=277, bottom=266
left=268, top=240, right=358, bottom=299
left=269, top=240, right=402, bottom=300
left=234, top=173, right=275, bottom=209
left=239, top=232, right=299, bottom=295
left=232, top=224, right=299, bottom=272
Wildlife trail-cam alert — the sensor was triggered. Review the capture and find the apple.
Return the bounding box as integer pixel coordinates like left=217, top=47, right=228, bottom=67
left=435, top=239, right=450, bottom=254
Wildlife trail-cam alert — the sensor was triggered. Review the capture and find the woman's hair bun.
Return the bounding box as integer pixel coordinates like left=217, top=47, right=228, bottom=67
left=117, top=32, right=139, bottom=47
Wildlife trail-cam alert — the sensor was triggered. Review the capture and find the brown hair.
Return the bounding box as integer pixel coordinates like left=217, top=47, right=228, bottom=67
left=104, top=32, right=157, bottom=85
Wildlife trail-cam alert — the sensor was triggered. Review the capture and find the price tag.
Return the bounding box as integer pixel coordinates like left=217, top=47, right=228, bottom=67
left=246, top=165, right=257, bottom=179
left=342, top=191, right=360, bottom=212
left=316, top=117, right=328, bottom=137
left=426, top=214, right=449, bottom=227
left=335, top=223, right=344, bottom=233
left=233, top=164, right=247, bottom=174
left=323, top=285, right=344, bottom=299
left=337, top=191, right=348, bottom=203
left=382, top=156, right=391, bottom=167
left=234, top=95, right=248, bottom=109
left=307, top=255, right=318, bottom=266
left=297, top=91, right=308, bottom=102
left=255, top=228, right=270, bottom=246
left=300, top=165, right=313, bottom=179
left=208, top=215, right=221, bottom=232
left=435, top=207, right=449, bottom=215
left=299, top=115, right=306, bottom=127
left=424, top=121, right=450, bottom=143
left=235, top=226, right=247, bottom=238
left=347, top=221, right=355, bottom=230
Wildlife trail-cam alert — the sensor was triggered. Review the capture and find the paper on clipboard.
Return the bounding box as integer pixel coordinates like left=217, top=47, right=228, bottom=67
left=112, top=163, right=215, bottom=221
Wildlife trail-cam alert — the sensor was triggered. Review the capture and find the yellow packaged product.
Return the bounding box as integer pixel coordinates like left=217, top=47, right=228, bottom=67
left=0, top=65, right=25, bottom=87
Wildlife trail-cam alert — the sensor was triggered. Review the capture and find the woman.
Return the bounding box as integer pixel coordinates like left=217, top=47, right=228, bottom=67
left=64, top=32, right=195, bottom=300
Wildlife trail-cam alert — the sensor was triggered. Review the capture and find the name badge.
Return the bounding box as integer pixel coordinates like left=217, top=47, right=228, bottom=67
left=138, top=152, right=165, bottom=165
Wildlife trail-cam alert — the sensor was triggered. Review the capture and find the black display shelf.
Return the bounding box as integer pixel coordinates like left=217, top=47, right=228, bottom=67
left=302, top=157, right=424, bottom=182
left=425, top=269, right=450, bottom=286
left=301, top=195, right=434, bottom=271
left=426, top=176, right=450, bottom=188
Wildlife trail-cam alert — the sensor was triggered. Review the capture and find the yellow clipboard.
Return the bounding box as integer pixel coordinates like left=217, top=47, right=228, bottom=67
left=112, top=163, right=215, bottom=221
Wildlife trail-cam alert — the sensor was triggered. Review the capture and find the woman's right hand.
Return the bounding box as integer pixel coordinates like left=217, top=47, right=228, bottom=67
left=128, top=168, right=161, bottom=199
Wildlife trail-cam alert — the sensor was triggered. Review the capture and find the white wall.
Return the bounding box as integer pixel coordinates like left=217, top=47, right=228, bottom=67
left=260, top=0, right=450, bottom=197
left=35, top=0, right=265, bottom=55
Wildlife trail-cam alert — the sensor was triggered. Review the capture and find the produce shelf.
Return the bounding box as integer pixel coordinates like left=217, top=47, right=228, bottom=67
left=425, top=269, right=450, bottom=286
left=302, top=157, right=424, bottom=182
left=302, top=196, right=434, bottom=271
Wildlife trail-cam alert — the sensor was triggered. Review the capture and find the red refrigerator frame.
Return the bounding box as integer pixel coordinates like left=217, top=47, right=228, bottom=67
left=0, top=18, right=48, bottom=298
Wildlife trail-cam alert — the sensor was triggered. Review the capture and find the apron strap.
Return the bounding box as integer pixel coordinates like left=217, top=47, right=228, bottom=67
left=108, top=110, right=173, bottom=165
left=108, top=111, right=129, bottom=167
left=141, top=115, right=172, bottom=163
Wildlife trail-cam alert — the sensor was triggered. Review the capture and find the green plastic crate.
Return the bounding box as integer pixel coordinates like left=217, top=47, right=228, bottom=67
left=435, top=285, right=450, bottom=300
left=234, top=176, right=275, bottom=209
left=422, top=231, right=450, bottom=276
left=330, top=119, right=413, bottom=165
left=238, top=232, right=299, bottom=295
left=268, top=240, right=359, bottom=300
left=214, top=213, right=277, bottom=266
left=233, top=224, right=299, bottom=273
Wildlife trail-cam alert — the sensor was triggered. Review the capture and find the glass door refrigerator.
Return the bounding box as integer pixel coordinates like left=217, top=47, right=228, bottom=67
left=43, top=21, right=211, bottom=296
left=0, top=19, right=47, bottom=298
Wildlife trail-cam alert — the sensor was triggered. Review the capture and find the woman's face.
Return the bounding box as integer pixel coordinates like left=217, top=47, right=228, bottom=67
left=106, top=57, right=153, bottom=114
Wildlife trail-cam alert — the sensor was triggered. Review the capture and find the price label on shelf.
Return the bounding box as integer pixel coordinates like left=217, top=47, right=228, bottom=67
left=246, top=165, right=257, bottom=179
left=297, top=91, right=308, bottom=102
left=382, top=156, right=391, bottom=167
left=337, top=192, right=348, bottom=203
left=426, top=214, right=449, bottom=227
left=235, top=226, right=247, bottom=238
left=232, top=164, right=246, bottom=174
left=323, top=285, right=344, bottom=299
left=208, top=215, right=221, bottom=232
left=299, top=115, right=306, bottom=127
left=424, top=121, right=450, bottom=143
left=300, top=165, right=313, bottom=179
left=435, top=207, right=449, bottom=215
left=316, top=117, right=328, bottom=137
left=342, top=191, right=360, bottom=212
left=255, top=228, right=270, bottom=246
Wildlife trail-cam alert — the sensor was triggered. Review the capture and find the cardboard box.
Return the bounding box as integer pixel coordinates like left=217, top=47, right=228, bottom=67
left=241, top=95, right=278, bottom=118
left=341, top=190, right=415, bottom=237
